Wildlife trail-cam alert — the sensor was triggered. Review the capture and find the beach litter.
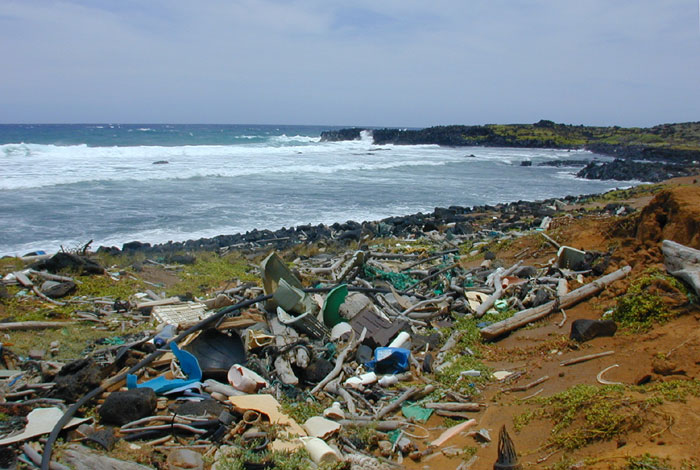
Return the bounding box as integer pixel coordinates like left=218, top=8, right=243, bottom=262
left=2, top=190, right=691, bottom=470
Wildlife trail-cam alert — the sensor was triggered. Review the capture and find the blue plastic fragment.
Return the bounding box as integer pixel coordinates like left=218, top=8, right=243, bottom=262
left=365, top=347, right=410, bottom=374
left=8, top=374, right=23, bottom=388
left=126, top=342, right=202, bottom=394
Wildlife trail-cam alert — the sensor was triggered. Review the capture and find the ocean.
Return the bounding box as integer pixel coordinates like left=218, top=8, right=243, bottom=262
left=0, top=124, right=631, bottom=257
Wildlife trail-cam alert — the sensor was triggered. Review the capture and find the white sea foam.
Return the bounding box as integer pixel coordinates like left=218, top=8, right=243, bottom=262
left=0, top=134, right=628, bottom=257
left=360, top=130, right=373, bottom=142
left=269, top=134, right=320, bottom=144
left=0, top=139, right=469, bottom=190
left=1, top=204, right=410, bottom=256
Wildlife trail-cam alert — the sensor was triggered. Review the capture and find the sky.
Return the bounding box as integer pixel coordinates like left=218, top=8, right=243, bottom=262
left=1, top=0, right=699, bottom=127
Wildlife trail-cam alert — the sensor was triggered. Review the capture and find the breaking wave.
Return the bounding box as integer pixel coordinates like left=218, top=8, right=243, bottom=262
left=0, top=140, right=464, bottom=190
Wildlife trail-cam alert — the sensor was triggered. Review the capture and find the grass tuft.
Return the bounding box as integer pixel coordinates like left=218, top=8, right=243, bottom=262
left=514, top=380, right=700, bottom=450
left=167, top=252, right=258, bottom=297
left=613, top=268, right=697, bottom=332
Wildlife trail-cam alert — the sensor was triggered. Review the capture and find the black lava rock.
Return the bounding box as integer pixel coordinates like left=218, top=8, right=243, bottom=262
left=298, top=358, right=334, bottom=385
left=167, top=254, right=197, bottom=265
left=514, top=266, right=538, bottom=279
left=173, top=398, right=224, bottom=418
left=99, top=388, right=157, bottom=426
left=32, top=253, right=104, bottom=275
left=422, top=353, right=434, bottom=374
left=532, top=288, right=552, bottom=307
left=122, top=241, right=152, bottom=252
left=576, top=159, right=693, bottom=183
left=570, top=319, right=618, bottom=342
left=51, top=358, right=103, bottom=402
left=319, top=128, right=363, bottom=142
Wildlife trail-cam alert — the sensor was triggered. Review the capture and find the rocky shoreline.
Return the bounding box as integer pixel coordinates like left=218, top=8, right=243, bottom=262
left=98, top=190, right=630, bottom=256
left=92, top=121, right=700, bottom=257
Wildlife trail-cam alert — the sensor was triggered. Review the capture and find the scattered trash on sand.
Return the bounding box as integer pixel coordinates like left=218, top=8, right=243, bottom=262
left=2, top=183, right=700, bottom=469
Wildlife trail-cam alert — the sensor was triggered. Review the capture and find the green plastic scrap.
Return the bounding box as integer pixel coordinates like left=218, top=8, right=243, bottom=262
left=323, top=342, right=337, bottom=360
left=387, top=429, right=402, bottom=444
left=102, top=337, right=126, bottom=345
left=401, top=403, right=433, bottom=423
left=363, top=264, right=415, bottom=291
left=464, top=275, right=474, bottom=288
left=322, top=284, right=348, bottom=327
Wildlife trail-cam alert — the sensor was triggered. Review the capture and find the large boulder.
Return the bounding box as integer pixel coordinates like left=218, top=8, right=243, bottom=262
left=576, top=159, right=692, bottom=182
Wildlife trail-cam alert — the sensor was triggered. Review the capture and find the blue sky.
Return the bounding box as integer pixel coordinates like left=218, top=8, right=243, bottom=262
left=1, top=0, right=698, bottom=127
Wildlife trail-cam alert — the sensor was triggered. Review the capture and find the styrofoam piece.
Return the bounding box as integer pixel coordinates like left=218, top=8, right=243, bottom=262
left=323, top=402, right=345, bottom=420
left=303, top=416, right=341, bottom=439
left=0, top=407, right=90, bottom=446
left=388, top=331, right=411, bottom=349
left=344, top=372, right=377, bottom=389
left=302, top=437, right=341, bottom=464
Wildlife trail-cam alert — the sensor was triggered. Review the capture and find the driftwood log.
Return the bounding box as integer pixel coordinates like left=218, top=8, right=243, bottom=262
left=502, top=375, right=549, bottom=393
left=310, top=333, right=357, bottom=394
left=21, top=444, right=70, bottom=470
left=480, top=266, right=631, bottom=340
left=560, top=350, right=615, bottom=366
left=0, top=321, right=77, bottom=331
left=12, top=271, right=66, bottom=306
left=423, top=402, right=481, bottom=412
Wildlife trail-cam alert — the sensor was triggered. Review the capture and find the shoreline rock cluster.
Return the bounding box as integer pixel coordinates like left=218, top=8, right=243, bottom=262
left=98, top=192, right=627, bottom=256
left=576, top=158, right=695, bottom=182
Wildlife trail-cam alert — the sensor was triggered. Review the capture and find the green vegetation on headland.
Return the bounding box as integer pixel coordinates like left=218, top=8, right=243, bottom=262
left=321, top=120, right=700, bottom=164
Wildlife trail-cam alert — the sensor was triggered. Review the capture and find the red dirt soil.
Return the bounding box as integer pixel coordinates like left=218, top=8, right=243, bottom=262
left=402, top=180, right=700, bottom=470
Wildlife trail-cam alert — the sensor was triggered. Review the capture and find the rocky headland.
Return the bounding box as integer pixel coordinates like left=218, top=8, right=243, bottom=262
left=321, top=120, right=700, bottom=182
